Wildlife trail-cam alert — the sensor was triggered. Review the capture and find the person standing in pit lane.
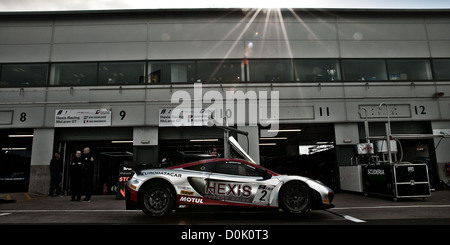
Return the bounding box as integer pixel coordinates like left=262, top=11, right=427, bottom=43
left=48, top=151, right=63, bottom=197
left=82, top=147, right=94, bottom=202
left=69, top=151, right=83, bottom=201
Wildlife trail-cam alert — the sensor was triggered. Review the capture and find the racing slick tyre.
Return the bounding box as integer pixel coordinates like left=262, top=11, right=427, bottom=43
left=140, top=181, right=175, bottom=217
left=279, top=181, right=311, bottom=214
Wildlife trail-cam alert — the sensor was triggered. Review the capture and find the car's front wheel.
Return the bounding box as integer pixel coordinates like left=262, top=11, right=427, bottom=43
left=279, top=181, right=311, bottom=214
left=140, top=182, right=175, bottom=217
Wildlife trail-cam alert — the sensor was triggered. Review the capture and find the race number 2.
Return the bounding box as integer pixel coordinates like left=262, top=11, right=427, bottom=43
left=253, top=185, right=274, bottom=204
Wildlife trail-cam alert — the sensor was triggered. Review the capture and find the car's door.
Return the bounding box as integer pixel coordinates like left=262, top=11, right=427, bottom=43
left=206, top=160, right=279, bottom=206
left=181, top=160, right=220, bottom=198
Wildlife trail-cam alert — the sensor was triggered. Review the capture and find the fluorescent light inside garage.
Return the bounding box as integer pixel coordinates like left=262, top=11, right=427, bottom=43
left=8, top=134, right=33, bottom=138
left=267, top=129, right=302, bottom=133
left=190, top=139, right=219, bottom=142
left=111, top=140, right=133, bottom=143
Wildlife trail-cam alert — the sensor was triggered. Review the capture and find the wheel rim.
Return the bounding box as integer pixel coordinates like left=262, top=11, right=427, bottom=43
left=144, top=187, right=170, bottom=212
left=283, top=184, right=308, bottom=211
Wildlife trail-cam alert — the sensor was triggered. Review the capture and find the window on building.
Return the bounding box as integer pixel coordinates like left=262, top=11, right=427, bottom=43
left=0, top=64, right=48, bottom=87
left=432, top=59, right=450, bottom=80
left=387, top=59, right=432, bottom=81
left=196, top=60, right=242, bottom=83
left=248, top=59, right=294, bottom=82
left=294, top=60, right=341, bottom=82
left=98, top=62, right=145, bottom=85
left=50, top=63, right=98, bottom=86
left=342, top=60, right=387, bottom=81
left=147, top=61, right=195, bottom=83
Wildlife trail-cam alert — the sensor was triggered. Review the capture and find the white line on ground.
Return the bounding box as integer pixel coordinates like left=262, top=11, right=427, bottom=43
left=0, top=210, right=140, bottom=212
left=343, top=215, right=366, bottom=223
left=332, top=204, right=450, bottom=210
left=326, top=204, right=450, bottom=223
left=325, top=210, right=366, bottom=223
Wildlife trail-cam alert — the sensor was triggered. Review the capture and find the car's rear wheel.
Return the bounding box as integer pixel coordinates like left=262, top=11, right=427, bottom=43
left=140, top=182, right=175, bottom=217
left=279, top=181, right=311, bottom=214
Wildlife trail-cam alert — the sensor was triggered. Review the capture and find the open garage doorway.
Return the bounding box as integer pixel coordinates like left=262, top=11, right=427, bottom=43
left=56, top=127, right=133, bottom=195
left=259, top=124, right=338, bottom=190
left=59, top=140, right=133, bottom=195
left=158, top=127, right=225, bottom=167
left=357, top=121, right=439, bottom=189
left=0, top=129, right=33, bottom=192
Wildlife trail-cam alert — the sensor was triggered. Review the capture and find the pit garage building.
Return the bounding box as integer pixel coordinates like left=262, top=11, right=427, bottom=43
left=0, top=8, right=449, bottom=195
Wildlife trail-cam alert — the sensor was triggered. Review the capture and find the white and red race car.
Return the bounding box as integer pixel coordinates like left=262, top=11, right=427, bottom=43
left=125, top=137, right=334, bottom=217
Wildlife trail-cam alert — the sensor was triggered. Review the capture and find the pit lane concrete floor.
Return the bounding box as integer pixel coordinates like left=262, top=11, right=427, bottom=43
left=0, top=191, right=449, bottom=225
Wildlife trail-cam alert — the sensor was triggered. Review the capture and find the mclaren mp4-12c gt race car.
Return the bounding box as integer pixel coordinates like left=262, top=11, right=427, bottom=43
left=125, top=137, right=334, bottom=217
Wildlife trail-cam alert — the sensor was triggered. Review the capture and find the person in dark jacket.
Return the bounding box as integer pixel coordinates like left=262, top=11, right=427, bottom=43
left=69, top=151, right=83, bottom=201
left=48, top=152, right=63, bottom=196
left=82, top=147, right=94, bottom=202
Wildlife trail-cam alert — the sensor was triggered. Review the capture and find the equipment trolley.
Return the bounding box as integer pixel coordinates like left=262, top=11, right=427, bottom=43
left=363, top=163, right=431, bottom=201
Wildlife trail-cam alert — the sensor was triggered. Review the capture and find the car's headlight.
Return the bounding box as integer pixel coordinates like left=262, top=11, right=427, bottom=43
left=131, top=179, right=141, bottom=184
left=128, top=178, right=141, bottom=190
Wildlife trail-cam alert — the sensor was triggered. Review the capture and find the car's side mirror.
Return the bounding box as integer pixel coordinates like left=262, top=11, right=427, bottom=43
left=256, top=168, right=271, bottom=180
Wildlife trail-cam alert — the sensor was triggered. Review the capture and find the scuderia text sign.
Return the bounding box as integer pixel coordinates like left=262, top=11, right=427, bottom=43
left=55, top=109, right=112, bottom=127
